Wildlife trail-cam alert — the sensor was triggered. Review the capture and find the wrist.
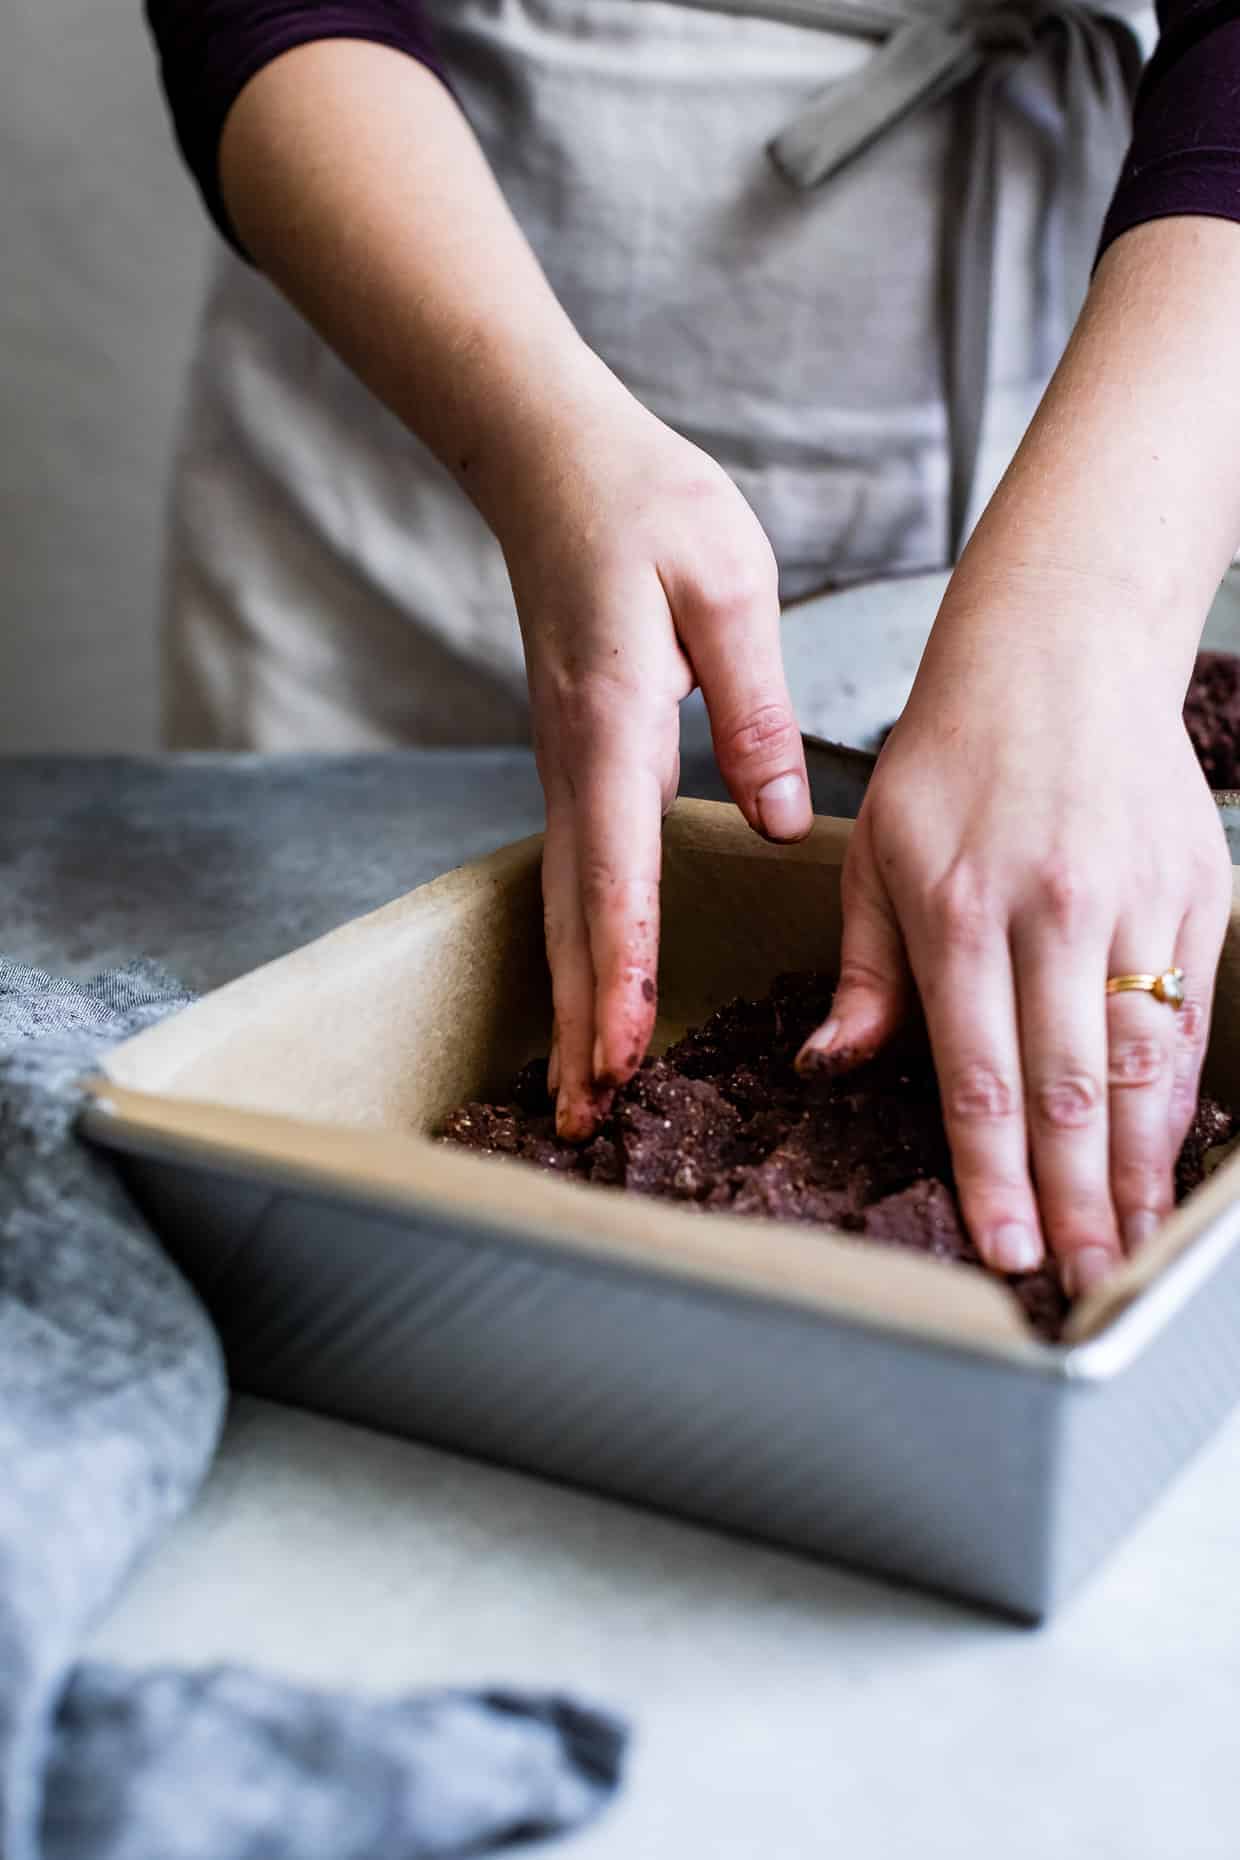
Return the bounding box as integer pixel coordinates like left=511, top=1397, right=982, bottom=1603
left=929, top=217, right=1240, bottom=699
left=929, top=539, right=1204, bottom=687
left=447, top=330, right=623, bottom=540
left=916, top=556, right=1200, bottom=729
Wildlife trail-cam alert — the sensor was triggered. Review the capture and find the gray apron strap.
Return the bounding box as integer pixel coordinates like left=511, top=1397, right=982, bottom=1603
left=769, top=18, right=986, bottom=185
left=764, top=1, right=1143, bottom=554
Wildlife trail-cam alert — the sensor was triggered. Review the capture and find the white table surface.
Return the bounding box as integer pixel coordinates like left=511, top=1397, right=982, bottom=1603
left=88, top=1392, right=1240, bottom=1859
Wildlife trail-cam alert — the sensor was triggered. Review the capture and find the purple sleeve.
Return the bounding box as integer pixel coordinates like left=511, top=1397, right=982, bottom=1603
left=144, top=2, right=448, bottom=257
left=1099, top=1, right=1240, bottom=257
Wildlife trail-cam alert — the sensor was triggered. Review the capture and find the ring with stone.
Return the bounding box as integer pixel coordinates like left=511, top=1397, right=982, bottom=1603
left=1105, top=967, right=1186, bottom=1010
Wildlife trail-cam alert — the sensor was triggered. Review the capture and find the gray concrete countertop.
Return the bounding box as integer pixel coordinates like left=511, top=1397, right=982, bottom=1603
left=5, top=753, right=1240, bottom=1860
left=1, top=751, right=548, bottom=989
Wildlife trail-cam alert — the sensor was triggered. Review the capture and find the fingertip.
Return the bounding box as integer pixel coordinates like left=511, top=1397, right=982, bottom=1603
left=591, top=1035, right=630, bottom=1092
left=796, top=997, right=896, bottom=1077
left=555, top=1088, right=597, bottom=1143
left=982, top=1221, right=1044, bottom=1276
left=755, top=772, right=813, bottom=843
left=1062, top=1244, right=1121, bottom=1300
left=795, top=1042, right=880, bottom=1078
left=591, top=1044, right=647, bottom=1093
left=556, top=1059, right=620, bottom=1141
left=1122, top=1209, right=1161, bottom=1254
left=795, top=1018, right=840, bottom=1075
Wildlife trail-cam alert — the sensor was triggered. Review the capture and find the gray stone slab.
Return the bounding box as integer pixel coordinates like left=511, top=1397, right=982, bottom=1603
left=0, top=752, right=547, bottom=988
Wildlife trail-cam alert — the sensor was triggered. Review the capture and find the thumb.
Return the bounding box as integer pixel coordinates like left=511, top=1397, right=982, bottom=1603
left=797, top=820, right=910, bottom=1075
left=672, top=553, right=813, bottom=844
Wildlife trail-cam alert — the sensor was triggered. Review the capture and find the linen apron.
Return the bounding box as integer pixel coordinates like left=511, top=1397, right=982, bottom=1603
left=163, top=0, right=1150, bottom=750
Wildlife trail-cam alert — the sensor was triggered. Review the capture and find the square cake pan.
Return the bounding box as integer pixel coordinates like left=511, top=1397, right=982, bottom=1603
left=80, top=801, right=1240, bottom=1621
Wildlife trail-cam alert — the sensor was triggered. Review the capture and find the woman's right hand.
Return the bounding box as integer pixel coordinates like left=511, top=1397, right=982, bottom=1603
left=483, top=355, right=813, bottom=1138
left=217, top=44, right=810, bottom=1132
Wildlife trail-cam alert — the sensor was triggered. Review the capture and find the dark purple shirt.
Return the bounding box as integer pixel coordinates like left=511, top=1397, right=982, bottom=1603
left=146, top=1, right=1240, bottom=262
left=1099, top=1, right=1240, bottom=252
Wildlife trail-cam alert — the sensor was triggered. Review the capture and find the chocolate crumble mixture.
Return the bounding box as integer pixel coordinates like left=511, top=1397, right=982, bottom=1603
left=441, top=972, right=1237, bottom=1344
left=1185, top=650, right=1240, bottom=789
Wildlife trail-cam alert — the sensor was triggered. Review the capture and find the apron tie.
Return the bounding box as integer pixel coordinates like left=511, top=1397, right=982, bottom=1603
left=768, top=4, right=1143, bottom=555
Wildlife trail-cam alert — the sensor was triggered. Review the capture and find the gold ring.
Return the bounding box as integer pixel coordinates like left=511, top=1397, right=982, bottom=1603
left=1105, top=967, right=1186, bottom=1010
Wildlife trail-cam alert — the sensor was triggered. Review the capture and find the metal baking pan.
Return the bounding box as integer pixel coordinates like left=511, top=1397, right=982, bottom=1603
left=79, top=801, right=1240, bottom=1621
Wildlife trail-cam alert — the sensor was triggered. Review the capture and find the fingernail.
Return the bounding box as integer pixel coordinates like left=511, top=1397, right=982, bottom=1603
left=795, top=1019, right=839, bottom=1074
left=1064, top=1246, right=1117, bottom=1299
left=989, top=1223, right=1043, bottom=1274
left=756, top=773, right=810, bottom=841
left=1123, top=1210, right=1160, bottom=1254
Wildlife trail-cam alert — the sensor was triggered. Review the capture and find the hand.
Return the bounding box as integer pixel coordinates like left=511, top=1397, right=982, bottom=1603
left=798, top=577, right=1231, bottom=1297
left=489, top=359, right=812, bottom=1138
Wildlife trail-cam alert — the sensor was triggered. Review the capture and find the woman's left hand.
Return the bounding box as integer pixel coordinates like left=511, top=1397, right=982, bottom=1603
left=797, top=568, right=1231, bottom=1298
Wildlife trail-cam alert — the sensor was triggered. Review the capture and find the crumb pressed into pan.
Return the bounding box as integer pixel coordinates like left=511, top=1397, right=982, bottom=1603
left=1185, top=650, right=1240, bottom=790
left=441, top=973, right=1236, bottom=1343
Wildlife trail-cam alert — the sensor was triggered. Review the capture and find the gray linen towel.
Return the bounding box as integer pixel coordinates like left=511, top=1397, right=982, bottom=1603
left=0, top=958, right=625, bottom=1860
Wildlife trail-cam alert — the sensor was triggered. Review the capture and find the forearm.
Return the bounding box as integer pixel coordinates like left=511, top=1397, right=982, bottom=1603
left=938, top=216, right=1240, bottom=681
left=218, top=38, right=602, bottom=529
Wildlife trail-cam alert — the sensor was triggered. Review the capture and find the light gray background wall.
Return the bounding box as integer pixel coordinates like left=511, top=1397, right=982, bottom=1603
left=2, top=1, right=209, bottom=751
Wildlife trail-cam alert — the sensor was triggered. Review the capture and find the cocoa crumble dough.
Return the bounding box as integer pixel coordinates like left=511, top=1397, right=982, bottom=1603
left=1185, top=650, right=1240, bottom=789
left=442, top=972, right=1236, bottom=1343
